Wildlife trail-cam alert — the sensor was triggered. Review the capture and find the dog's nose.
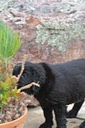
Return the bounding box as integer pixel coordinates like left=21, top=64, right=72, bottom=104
left=31, top=85, right=40, bottom=93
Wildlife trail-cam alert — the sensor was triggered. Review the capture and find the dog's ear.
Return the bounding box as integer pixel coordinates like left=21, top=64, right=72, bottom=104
left=30, top=64, right=46, bottom=85
left=12, top=63, right=21, bottom=77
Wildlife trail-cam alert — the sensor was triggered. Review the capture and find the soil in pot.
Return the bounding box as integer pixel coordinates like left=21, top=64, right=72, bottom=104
left=0, top=98, right=28, bottom=128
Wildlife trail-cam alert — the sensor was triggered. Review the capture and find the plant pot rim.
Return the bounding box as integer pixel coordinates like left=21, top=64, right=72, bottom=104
left=0, top=106, right=28, bottom=127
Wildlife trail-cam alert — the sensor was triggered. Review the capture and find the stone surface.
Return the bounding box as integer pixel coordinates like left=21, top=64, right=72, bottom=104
left=23, top=105, right=85, bottom=128
left=1, top=0, right=85, bottom=23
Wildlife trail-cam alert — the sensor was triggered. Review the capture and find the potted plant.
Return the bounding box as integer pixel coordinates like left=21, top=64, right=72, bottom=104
left=0, top=20, right=28, bottom=128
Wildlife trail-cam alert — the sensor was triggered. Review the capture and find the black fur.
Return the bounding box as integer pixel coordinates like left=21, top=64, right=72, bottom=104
left=13, top=59, right=85, bottom=128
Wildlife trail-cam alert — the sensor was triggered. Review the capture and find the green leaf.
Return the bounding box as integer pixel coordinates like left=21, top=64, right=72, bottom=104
left=0, top=82, right=10, bottom=90
left=0, top=20, right=21, bottom=62
left=0, top=74, right=4, bottom=81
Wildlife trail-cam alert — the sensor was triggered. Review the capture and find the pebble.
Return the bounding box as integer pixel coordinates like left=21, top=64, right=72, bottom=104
left=9, top=8, right=25, bottom=17
left=13, top=113, right=21, bottom=120
left=0, top=120, right=2, bottom=124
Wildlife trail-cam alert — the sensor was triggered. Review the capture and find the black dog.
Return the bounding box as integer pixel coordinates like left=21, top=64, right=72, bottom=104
left=13, top=59, right=85, bottom=128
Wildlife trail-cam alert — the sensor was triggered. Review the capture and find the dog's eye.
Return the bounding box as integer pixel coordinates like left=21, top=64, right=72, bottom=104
left=23, top=73, right=28, bottom=78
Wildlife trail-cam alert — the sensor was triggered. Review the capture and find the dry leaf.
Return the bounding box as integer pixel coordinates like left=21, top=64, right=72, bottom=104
left=25, top=16, right=40, bottom=26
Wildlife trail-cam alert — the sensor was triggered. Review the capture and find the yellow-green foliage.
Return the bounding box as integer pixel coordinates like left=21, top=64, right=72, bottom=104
left=0, top=75, right=19, bottom=109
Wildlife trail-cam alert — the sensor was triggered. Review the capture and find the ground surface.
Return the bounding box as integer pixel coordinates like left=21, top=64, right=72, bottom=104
left=23, top=104, right=85, bottom=128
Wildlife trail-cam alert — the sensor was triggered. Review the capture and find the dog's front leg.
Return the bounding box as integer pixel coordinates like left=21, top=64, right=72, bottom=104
left=54, top=104, right=67, bottom=128
left=39, top=106, right=53, bottom=128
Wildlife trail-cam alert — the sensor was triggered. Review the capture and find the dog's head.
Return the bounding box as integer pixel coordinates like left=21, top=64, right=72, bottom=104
left=12, top=61, right=46, bottom=95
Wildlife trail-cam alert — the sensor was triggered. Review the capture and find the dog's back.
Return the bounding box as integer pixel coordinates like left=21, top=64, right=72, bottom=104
left=45, top=58, right=85, bottom=105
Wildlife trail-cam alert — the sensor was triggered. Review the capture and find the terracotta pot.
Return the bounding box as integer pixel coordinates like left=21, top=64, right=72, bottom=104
left=0, top=107, right=28, bottom=128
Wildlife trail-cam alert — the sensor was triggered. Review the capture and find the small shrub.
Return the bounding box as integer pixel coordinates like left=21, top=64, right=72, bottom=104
left=0, top=20, right=21, bottom=109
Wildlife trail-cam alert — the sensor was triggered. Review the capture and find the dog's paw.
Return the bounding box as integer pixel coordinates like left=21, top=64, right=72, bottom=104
left=66, top=110, right=77, bottom=118
left=39, top=122, right=52, bottom=128
left=56, top=126, right=66, bottom=128
left=80, top=121, right=85, bottom=128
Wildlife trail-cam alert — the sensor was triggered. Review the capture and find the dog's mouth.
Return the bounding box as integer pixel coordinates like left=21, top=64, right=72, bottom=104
left=19, top=82, right=40, bottom=92
left=17, top=82, right=40, bottom=95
